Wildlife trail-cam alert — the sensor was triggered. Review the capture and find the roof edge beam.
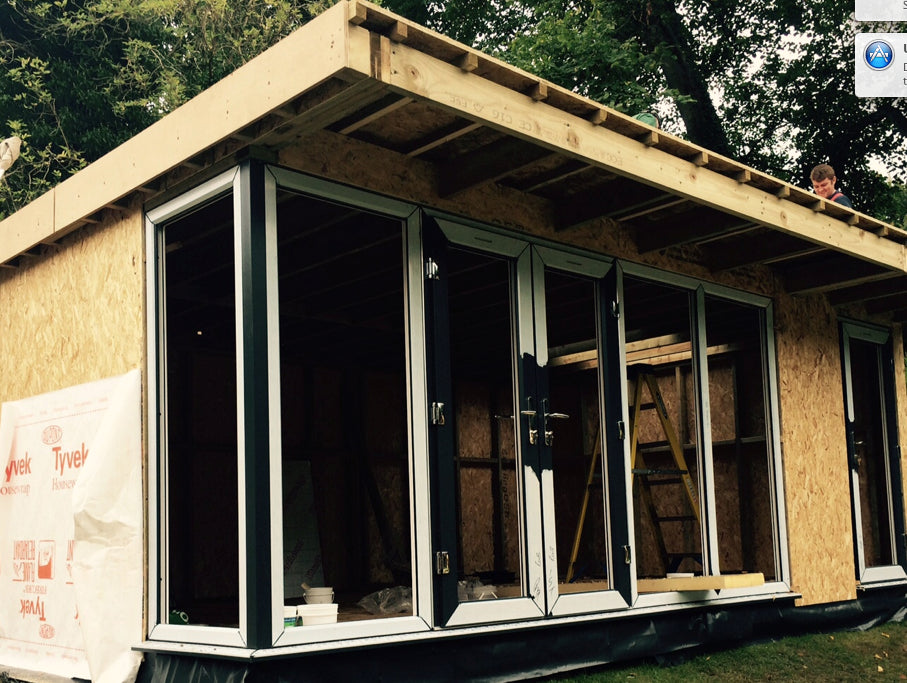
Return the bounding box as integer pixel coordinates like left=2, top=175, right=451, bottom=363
left=380, top=37, right=907, bottom=275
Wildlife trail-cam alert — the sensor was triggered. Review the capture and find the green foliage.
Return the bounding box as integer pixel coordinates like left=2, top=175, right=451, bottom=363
left=0, top=0, right=338, bottom=218
left=545, top=619, right=907, bottom=682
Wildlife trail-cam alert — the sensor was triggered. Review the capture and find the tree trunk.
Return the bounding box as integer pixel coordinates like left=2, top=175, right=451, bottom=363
left=640, top=0, right=733, bottom=157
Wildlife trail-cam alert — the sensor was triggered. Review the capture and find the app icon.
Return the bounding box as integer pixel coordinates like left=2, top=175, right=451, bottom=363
left=864, top=40, right=894, bottom=70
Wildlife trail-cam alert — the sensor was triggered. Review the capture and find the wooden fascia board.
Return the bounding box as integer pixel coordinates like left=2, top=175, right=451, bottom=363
left=380, top=39, right=907, bottom=275
left=0, top=191, right=56, bottom=262
left=0, top=1, right=358, bottom=264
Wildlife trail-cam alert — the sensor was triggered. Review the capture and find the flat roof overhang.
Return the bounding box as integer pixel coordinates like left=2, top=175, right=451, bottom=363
left=2, top=0, right=905, bottom=317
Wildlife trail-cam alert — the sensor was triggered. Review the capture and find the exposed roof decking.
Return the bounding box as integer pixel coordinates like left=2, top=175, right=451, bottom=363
left=1, top=0, right=905, bottom=317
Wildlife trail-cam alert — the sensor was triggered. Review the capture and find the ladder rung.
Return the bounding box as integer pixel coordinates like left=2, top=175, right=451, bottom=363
left=633, top=469, right=688, bottom=476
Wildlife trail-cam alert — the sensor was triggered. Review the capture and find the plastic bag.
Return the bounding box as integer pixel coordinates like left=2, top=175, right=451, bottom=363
left=357, top=586, right=412, bottom=615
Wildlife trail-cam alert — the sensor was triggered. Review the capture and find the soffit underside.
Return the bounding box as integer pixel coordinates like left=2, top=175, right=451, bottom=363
left=256, top=75, right=907, bottom=318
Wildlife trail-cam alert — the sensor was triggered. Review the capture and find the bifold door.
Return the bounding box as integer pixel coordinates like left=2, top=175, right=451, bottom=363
left=423, top=218, right=631, bottom=627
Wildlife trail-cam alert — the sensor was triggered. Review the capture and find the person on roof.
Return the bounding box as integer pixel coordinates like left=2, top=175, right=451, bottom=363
left=810, top=164, right=853, bottom=208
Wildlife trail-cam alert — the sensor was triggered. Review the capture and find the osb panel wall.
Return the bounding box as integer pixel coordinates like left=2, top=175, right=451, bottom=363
left=774, top=291, right=854, bottom=605
left=894, top=327, right=907, bottom=542
left=0, top=208, right=145, bottom=404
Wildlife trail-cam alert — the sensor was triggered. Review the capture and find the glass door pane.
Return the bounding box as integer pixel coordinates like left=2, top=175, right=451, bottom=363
left=622, top=277, right=702, bottom=580
left=704, top=296, right=778, bottom=581
left=544, top=270, right=609, bottom=594
left=163, top=193, right=240, bottom=628
left=848, top=337, right=894, bottom=569
left=424, top=220, right=545, bottom=625
left=275, top=190, right=413, bottom=624
left=446, top=245, right=522, bottom=602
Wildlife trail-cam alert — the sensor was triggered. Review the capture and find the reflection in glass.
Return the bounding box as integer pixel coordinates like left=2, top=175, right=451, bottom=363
left=848, top=338, right=894, bottom=568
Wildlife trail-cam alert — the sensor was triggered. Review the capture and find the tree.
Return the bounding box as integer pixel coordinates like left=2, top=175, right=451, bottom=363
left=0, top=0, right=334, bottom=219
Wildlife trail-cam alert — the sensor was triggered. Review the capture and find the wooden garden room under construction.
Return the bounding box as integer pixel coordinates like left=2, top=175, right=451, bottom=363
left=1, top=2, right=907, bottom=681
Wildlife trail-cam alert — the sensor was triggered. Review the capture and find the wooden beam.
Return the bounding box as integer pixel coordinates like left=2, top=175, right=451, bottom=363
left=506, top=158, right=591, bottom=193
left=707, top=232, right=827, bottom=271
left=866, top=293, right=907, bottom=315
left=559, top=176, right=663, bottom=230
left=637, top=573, right=764, bottom=593
left=331, top=93, right=412, bottom=134
left=348, top=0, right=368, bottom=25
left=607, top=195, right=688, bottom=222
left=587, top=108, right=607, bottom=125
left=827, top=277, right=907, bottom=305
left=382, top=40, right=907, bottom=273
left=456, top=53, right=479, bottom=72
left=783, top=259, right=900, bottom=295
left=388, top=21, right=408, bottom=43
left=403, top=120, right=482, bottom=157
left=438, top=136, right=553, bottom=197
left=633, top=207, right=752, bottom=254
left=526, top=81, right=548, bottom=102
left=640, top=131, right=659, bottom=146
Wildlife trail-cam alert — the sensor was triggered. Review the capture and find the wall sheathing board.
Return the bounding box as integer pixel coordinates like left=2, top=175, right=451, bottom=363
left=895, top=327, right=907, bottom=543
left=774, top=291, right=855, bottom=604
left=0, top=208, right=145, bottom=404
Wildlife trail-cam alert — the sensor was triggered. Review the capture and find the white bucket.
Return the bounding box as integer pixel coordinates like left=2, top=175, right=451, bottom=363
left=303, top=587, right=334, bottom=604
left=297, top=603, right=338, bottom=625
left=283, top=605, right=298, bottom=628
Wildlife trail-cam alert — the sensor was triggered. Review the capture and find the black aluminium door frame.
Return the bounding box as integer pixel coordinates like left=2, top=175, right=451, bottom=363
left=423, top=214, right=634, bottom=624
left=529, top=246, right=633, bottom=612
left=839, top=319, right=907, bottom=581
left=422, top=215, right=546, bottom=626
left=599, top=262, right=634, bottom=605
left=422, top=215, right=460, bottom=625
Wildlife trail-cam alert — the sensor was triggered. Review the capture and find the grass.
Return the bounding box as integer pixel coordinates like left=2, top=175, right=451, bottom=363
left=541, top=619, right=907, bottom=682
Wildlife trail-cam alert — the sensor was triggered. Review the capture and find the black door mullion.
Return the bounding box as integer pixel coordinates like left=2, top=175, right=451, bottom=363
left=600, top=264, right=634, bottom=603
left=237, top=159, right=273, bottom=647
left=422, top=218, right=460, bottom=624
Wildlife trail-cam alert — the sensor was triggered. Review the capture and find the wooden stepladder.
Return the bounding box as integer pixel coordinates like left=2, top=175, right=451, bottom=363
left=565, top=364, right=700, bottom=583
left=629, top=366, right=701, bottom=574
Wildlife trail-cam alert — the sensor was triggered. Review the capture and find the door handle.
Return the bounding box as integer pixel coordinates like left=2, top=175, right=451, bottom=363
left=521, top=398, right=538, bottom=445
left=542, top=399, right=570, bottom=446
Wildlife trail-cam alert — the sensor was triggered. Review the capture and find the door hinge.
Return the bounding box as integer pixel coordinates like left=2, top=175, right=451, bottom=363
left=425, top=258, right=440, bottom=280
left=431, top=401, right=446, bottom=426
left=623, top=545, right=632, bottom=565
left=616, top=420, right=625, bottom=440
left=611, top=294, right=620, bottom=319
left=435, top=551, right=450, bottom=575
